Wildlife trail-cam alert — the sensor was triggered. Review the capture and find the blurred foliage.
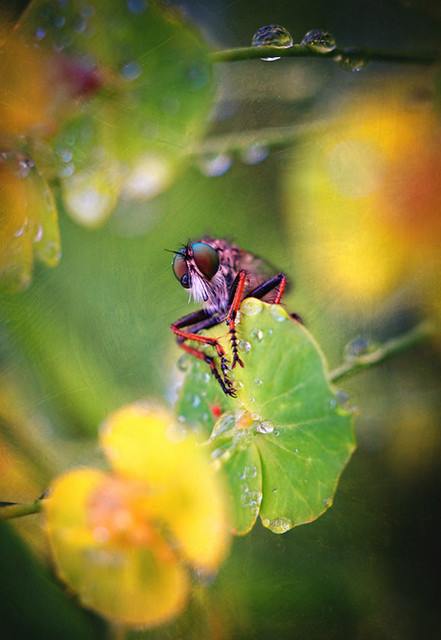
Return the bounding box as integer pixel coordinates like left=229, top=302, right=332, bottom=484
left=0, top=0, right=440, bottom=638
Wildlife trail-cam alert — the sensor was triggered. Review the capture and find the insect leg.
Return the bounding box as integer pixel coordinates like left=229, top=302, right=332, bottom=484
left=247, top=272, right=287, bottom=304
left=171, top=313, right=235, bottom=396
left=246, top=273, right=303, bottom=323
left=226, top=270, right=247, bottom=369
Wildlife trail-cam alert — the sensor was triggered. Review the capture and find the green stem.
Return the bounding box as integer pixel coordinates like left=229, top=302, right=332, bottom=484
left=188, top=120, right=328, bottom=157
left=329, top=321, right=435, bottom=384
left=0, top=500, right=42, bottom=521
left=211, top=44, right=438, bottom=65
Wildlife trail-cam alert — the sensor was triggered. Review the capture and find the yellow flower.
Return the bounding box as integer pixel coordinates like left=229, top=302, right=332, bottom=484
left=286, top=80, right=441, bottom=308
left=0, top=152, right=60, bottom=291
left=44, top=403, right=230, bottom=627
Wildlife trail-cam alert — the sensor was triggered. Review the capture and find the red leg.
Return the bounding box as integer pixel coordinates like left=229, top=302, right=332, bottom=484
left=274, top=275, right=286, bottom=304
left=178, top=342, right=236, bottom=397
left=226, top=270, right=247, bottom=369
left=171, top=316, right=235, bottom=396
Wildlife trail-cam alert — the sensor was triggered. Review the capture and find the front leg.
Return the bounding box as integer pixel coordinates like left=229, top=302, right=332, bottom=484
left=171, top=310, right=236, bottom=397
left=226, top=270, right=247, bottom=369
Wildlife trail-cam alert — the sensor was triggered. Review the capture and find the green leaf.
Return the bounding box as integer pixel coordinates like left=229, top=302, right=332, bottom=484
left=176, top=299, right=355, bottom=534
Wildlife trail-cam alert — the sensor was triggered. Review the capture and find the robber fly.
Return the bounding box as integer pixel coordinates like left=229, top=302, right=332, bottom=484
left=171, top=237, right=299, bottom=397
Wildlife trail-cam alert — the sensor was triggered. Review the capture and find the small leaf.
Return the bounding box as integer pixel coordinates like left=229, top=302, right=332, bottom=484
left=176, top=299, right=355, bottom=534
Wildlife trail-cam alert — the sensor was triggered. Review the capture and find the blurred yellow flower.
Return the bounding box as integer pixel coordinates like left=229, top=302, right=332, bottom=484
left=44, top=402, right=230, bottom=627
left=0, top=151, right=60, bottom=291
left=286, top=80, right=441, bottom=311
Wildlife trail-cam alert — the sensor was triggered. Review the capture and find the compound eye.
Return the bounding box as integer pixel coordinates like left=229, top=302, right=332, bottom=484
left=192, top=242, right=219, bottom=280
left=172, top=254, right=190, bottom=288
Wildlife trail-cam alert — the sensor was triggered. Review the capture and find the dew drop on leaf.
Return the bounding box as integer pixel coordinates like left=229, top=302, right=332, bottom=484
left=301, top=29, right=336, bottom=53
left=256, top=421, right=274, bottom=435
left=239, top=340, right=251, bottom=353
left=241, top=298, right=263, bottom=316
left=251, top=328, right=264, bottom=342
left=262, top=516, right=293, bottom=533
left=251, top=24, right=294, bottom=61
left=270, top=305, right=286, bottom=322
left=121, top=61, right=142, bottom=81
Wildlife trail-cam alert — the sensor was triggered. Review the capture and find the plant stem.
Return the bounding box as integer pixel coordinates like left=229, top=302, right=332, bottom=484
left=211, top=45, right=438, bottom=65
left=188, top=120, right=328, bottom=157
left=329, top=321, right=435, bottom=384
left=0, top=499, right=42, bottom=521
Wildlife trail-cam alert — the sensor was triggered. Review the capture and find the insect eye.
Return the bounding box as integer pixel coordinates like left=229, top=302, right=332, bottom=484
left=192, top=242, right=219, bottom=280
left=172, top=254, right=190, bottom=288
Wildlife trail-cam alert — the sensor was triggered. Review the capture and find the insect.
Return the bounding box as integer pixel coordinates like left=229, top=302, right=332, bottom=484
left=170, top=237, right=300, bottom=397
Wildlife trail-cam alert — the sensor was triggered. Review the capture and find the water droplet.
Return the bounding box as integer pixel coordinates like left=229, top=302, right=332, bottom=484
left=14, top=219, right=29, bottom=238
left=335, top=390, right=349, bottom=406
left=211, top=412, right=235, bottom=439
left=344, top=336, right=373, bottom=359
left=236, top=380, right=244, bottom=390
left=251, top=412, right=262, bottom=421
left=240, top=465, right=257, bottom=480
left=251, top=24, right=293, bottom=61
left=251, top=328, right=264, bottom=342
left=58, top=163, right=75, bottom=178
left=239, top=340, right=251, bottom=353
left=58, top=148, right=73, bottom=163
left=270, top=305, right=286, bottom=322
left=254, top=377, right=263, bottom=386
left=262, top=516, right=292, bottom=533
left=177, top=355, right=189, bottom=371
left=301, top=29, right=336, bottom=53
left=198, top=153, right=232, bottom=177
left=202, top=372, right=211, bottom=383
left=336, top=52, right=368, bottom=72
left=273, top=429, right=280, bottom=437
left=211, top=447, right=224, bottom=460
left=241, top=489, right=262, bottom=509
left=241, top=298, right=263, bottom=316
left=177, top=415, right=187, bottom=424
left=256, top=421, right=274, bottom=434
left=191, top=395, right=201, bottom=408
left=35, top=27, right=46, bottom=40
left=323, top=496, right=333, bottom=508
left=121, top=61, right=142, bottom=81
left=34, top=225, right=44, bottom=243
left=73, top=15, right=88, bottom=33
left=241, top=144, right=269, bottom=165
left=272, top=487, right=278, bottom=493
left=127, top=0, right=148, bottom=14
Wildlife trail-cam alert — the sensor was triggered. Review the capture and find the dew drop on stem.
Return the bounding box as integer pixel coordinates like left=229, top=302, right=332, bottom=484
left=301, top=29, right=336, bottom=53
left=251, top=24, right=293, bottom=61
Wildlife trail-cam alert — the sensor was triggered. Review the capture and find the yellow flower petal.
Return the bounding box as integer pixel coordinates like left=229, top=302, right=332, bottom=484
left=101, top=402, right=230, bottom=572
left=44, top=468, right=189, bottom=627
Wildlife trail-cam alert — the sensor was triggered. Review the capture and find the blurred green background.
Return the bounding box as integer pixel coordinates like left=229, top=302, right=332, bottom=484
left=0, top=0, right=440, bottom=638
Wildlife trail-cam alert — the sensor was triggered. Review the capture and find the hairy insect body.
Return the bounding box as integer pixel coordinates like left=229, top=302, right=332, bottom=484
left=170, top=237, right=291, bottom=396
